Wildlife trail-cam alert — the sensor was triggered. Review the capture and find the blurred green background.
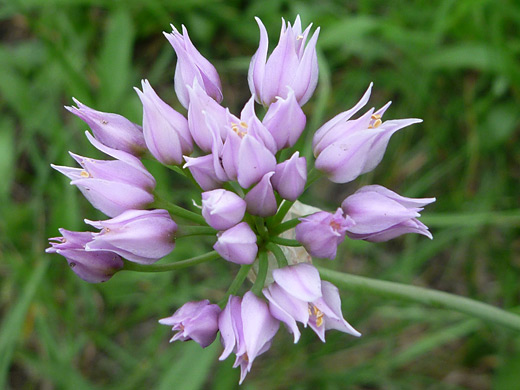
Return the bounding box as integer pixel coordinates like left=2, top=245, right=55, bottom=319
left=1, top=0, right=520, bottom=389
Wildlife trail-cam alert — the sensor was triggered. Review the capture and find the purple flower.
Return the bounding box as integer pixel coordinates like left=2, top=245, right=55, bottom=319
left=46, top=229, right=123, bottom=283
left=271, top=152, right=307, bottom=201
left=135, top=80, right=193, bottom=165
left=295, top=208, right=353, bottom=260
left=262, top=88, right=306, bottom=151
left=51, top=132, right=155, bottom=217
left=164, top=24, right=223, bottom=108
left=183, top=154, right=222, bottom=191
left=244, top=172, right=277, bottom=217
left=213, top=222, right=258, bottom=265
left=313, top=84, right=422, bottom=183
left=85, top=209, right=177, bottom=264
left=65, top=98, right=146, bottom=156
left=187, top=82, right=229, bottom=152
left=219, top=292, right=280, bottom=384
left=159, top=300, right=221, bottom=348
left=263, top=263, right=360, bottom=342
left=341, top=185, right=435, bottom=242
left=248, top=16, right=320, bottom=106
left=201, top=189, right=246, bottom=230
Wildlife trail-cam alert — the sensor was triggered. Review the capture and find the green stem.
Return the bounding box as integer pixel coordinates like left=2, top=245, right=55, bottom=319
left=251, top=251, right=268, bottom=295
left=269, top=236, right=302, bottom=247
left=176, top=225, right=216, bottom=238
left=317, top=266, right=520, bottom=332
left=268, top=200, right=294, bottom=228
left=122, top=251, right=221, bottom=273
left=270, top=217, right=301, bottom=236
left=218, top=264, right=253, bottom=307
left=152, top=197, right=206, bottom=225
left=266, top=242, right=289, bottom=267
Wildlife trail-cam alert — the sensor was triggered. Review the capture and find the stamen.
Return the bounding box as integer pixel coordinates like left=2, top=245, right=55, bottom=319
left=296, top=34, right=304, bottom=40
left=308, top=304, right=325, bottom=327
left=371, top=114, right=381, bottom=120
left=80, top=170, right=90, bottom=178
left=239, top=121, right=248, bottom=129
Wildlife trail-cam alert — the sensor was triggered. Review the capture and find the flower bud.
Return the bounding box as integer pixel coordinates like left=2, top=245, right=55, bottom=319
left=295, top=208, right=353, bottom=259
left=244, top=172, right=277, bottom=217
left=159, top=300, right=221, bottom=348
left=213, top=222, right=258, bottom=264
left=341, top=185, right=435, bottom=242
left=237, top=135, right=276, bottom=189
left=46, top=229, right=123, bottom=283
left=248, top=16, right=320, bottom=106
left=135, top=80, right=193, bottom=165
left=66, top=98, right=146, bottom=156
left=183, top=154, right=222, bottom=191
left=85, top=209, right=177, bottom=264
left=187, top=82, right=230, bottom=152
left=201, top=189, right=246, bottom=230
left=271, top=152, right=307, bottom=201
left=51, top=132, right=155, bottom=217
left=164, top=24, right=223, bottom=108
left=262, top=88, right=306, bottom=150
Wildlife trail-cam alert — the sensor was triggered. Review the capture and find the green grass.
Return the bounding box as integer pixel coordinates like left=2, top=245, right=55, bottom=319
left=1, top=0, right=520, bottom=388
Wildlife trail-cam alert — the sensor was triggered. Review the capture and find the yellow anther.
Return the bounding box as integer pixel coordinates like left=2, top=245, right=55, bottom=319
left=296, top=34, right=304, bottom=40
left=308, top=304, right=325, bottom=327
left=371, top=114, right=381, bottom=120
left=80, top=170, right=90, bottom=178
left=239, top=121, right=248, bottom=129
left=373, top=119, right=382, bottom=128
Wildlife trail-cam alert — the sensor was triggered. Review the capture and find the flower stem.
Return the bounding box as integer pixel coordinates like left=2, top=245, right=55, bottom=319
left=152, top=197, right=206, bottom=225
left=266, top=242, right=289, bottom=267
left=317, top=266, right=520, bottom=332
left=218, top=264, right=253, bottom=307
left=176, top=225, right=216, bottom=238
left=269, top=217, right=301, bottom=236
left=269, top=236, right=301, bottom=247
left=268, top=200, right=294, bottom=229
left=122, top=251, right=221, bottom=273
left=251, top=251, right=268, bottom=295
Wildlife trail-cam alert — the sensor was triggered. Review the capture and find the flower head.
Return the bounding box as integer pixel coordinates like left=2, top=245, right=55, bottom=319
left=46, top=229, right=123, bottom=283
left=51, top=132, right=155, bottom=217
left=313, top=84, right=422, bottom=183
left=85, top=209, right=177, bottom=264
left=164, top=24, right=223, bottom=108
left=159, top=300, right=221, bottom=348
left=248, top=16, right=320, bottom=106
left=213, top=222, right=258, bottom=265
left=295, top=208, right=353, bottom=259
left=263, top=263, right=360, bottom=342
left=341, top=185, right=435, bottom=242
left=201, top=189, right=246, bottom=230
left=135, top=80, right=193, bottom=165
left=65, top=98, right=146, bottom=156
left=219, top=292, right=279, bottom=384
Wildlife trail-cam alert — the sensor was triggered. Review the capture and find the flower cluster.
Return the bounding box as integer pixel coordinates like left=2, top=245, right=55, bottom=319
left=47, top=15, right=435, bottom=383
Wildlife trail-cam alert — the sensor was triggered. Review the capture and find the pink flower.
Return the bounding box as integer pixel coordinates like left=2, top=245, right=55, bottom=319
left=219, top=292, right=279, bottom=384
left=295, top=208, right=353, bottom=259
left=159, top=300, right=221, bottom=348
left=263, top=263, right=360, bottom=342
